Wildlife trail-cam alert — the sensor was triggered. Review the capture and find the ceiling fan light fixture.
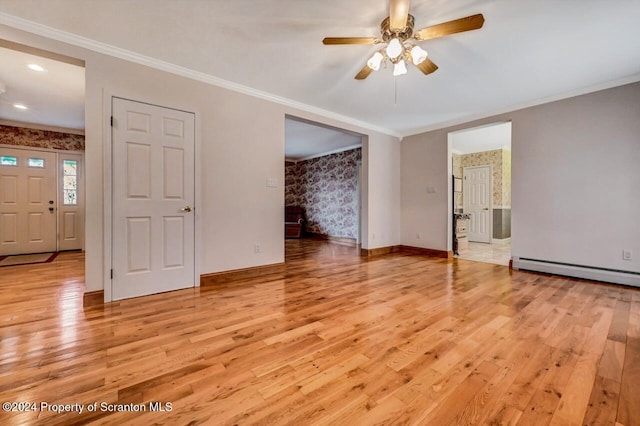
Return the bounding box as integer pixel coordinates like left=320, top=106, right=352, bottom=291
left=410, top=45, right=428, bottom=65
left=393, top=59, right=407, bottom=76
left=367, top=52, right=384, bottom=71
left=322, top=4, right=485, bottom=80
left=386, top=38, right=403, bottom=59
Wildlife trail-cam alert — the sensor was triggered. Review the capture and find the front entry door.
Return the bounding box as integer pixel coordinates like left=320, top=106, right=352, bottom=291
left=0, top=148, right=57, bottom=255
left=112, top=98, right=195, bottom=300
left=463, top=165, right=491, bottom=243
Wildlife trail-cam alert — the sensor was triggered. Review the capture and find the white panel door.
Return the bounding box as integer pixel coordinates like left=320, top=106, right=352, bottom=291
left=112, top=98, right=195, bottom=300
left=58, top=153, right=84, bottom=251
left=463, top=166, right=491, bottom=243
left=0, top=148, right=57, bottom=255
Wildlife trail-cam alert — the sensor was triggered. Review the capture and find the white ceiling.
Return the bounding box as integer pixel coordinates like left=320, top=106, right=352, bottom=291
left=285, top=117, right=362, bottom=161
left=451, top=121, right=511, bottom=154
left=0, top=46, right=85, bottom=129
left=1, top=0, right=640, bottom=136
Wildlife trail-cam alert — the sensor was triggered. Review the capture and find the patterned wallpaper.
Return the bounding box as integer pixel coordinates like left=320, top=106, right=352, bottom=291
left=452, top=154, right=463, bottom=209
left=502, top=149, right=512, bottom=207
left=452, top=149, right=511, bottom=208
left=0, top=125, right=85, bottom=151
left=285, top=148, right=361, bottom=239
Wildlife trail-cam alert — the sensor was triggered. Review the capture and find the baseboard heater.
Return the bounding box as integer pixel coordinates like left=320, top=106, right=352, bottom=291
left=512, top=257, right=640, bottom=288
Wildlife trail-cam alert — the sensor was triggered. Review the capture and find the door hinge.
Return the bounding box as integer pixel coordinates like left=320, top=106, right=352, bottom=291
left=110, top=116, right=114, bottom=127
left=110, top=269, right=113, bottom=279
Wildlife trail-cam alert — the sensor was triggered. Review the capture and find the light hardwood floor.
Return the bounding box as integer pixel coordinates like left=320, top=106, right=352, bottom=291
left=0, top=240, right=638, bottom=425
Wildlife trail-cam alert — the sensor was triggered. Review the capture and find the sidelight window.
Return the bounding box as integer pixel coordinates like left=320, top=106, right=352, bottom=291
left=62, top=160, right=78, bottom=205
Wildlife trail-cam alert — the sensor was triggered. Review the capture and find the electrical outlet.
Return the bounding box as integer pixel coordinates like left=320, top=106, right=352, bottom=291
left=254, top=243, right=261, bottom=253
left=416, top=233, right=421, bottom=240
left=371, top=233, right=376, bottom=240
left=623, top=249, right=632, bottom=261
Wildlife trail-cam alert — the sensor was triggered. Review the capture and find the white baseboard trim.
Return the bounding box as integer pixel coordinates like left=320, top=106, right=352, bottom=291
left=512, top=257, right=640, bottom=287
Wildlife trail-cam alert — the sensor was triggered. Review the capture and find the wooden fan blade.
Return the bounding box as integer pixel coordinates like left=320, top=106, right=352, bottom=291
left=355, top=64, right=373, bottom=80
left=415, top=14, right=485, bottom=41
left=323, top=37, right=378, bottom=45
left=416, top=58, right=438, bottom=75
left=389, top=0, right=411, bottom=30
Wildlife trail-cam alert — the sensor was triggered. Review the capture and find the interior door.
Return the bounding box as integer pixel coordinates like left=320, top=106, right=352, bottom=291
left=112, top=98, right=195, bottom=300
left=463, top=165, right=491, bottom=243
left=0, top=148, right=57, bottom=255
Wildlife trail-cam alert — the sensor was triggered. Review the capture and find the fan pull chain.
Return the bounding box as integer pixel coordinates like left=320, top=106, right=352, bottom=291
left=394, top=77, right=398, bottom=105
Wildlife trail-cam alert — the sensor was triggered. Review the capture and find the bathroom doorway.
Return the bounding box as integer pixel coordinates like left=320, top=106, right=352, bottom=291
left=450, top=122, right=511, bottom=265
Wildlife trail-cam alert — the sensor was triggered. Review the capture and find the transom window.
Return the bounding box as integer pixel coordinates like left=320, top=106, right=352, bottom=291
left=63, top=160, right=78, bottom=205
left=28, top=158, right=45, bottom=168
left=1, top=156, right=18, bottom=166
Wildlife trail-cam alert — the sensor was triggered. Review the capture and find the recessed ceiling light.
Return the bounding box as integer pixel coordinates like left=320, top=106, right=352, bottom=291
left=13, top=104, right=28, bottom=110
left=27, top=64, right=47, bottom=72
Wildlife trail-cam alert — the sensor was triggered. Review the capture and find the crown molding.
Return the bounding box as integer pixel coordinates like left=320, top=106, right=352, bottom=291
left=403, top=73, right=640, bottom=138
left=0, top=12, right=401, bottom=138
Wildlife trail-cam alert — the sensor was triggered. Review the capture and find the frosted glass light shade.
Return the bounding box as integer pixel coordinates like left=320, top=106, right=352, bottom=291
left=393, top=59, right=407, bottom=76
left=367, top=52, right=384, bottom=71
left=27, top=64, right=46, bottom=72
left=386, top=38, right=403, bottom=59
left=410, top=45, right=428, bottom=65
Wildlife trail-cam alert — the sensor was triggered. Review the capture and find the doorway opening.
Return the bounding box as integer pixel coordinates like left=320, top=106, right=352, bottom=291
left=0, top=41, right=86, bottom=271
left=284, top=116, right=364, bottom=259
left=449, top=122, right=511, bottom=266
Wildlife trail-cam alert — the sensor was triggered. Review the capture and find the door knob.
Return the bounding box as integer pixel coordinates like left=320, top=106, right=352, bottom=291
left=483, top=207, right=489, bottom=210
left=180, top=206, right=193, bottom=213
left=49, top=207, right=55, bottom=212
left=49, top=200, right=54, bottom=205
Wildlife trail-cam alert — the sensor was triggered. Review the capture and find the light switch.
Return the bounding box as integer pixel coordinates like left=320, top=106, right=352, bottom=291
left=266, top=178, right=278, bottom=187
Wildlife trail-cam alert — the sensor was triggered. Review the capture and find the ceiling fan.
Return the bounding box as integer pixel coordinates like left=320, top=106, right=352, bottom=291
left=322, top=0, right=484, bottom=79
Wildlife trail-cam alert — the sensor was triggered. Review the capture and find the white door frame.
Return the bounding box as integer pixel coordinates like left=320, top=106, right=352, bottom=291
left=103, top=92, right=202, bottom=303
left=356, top=159, right=362, bottom=245
left=0, top=144, right=85, bottom=253
left=463, top=165, right=493, bottom=243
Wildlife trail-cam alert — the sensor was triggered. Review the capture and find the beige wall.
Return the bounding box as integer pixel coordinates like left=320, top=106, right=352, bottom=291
left=402, top=81, right=640, bottom=273
left=401, top=130, right=449, bottom=251
left=0, top=24, right=401, bottom=294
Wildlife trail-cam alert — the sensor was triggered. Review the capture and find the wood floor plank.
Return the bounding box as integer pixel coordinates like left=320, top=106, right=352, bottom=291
left=616, top=299, right=640, bottom=426
left=549, top=351, right=600, bottom=425
left=583, top=375, right=620, bottom=426
left=0, top=241, right=639, bottom=424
